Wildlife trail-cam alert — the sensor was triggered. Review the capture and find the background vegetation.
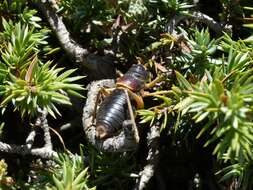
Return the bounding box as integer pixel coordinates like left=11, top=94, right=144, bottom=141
left=0, top=0, right=253, bottom=189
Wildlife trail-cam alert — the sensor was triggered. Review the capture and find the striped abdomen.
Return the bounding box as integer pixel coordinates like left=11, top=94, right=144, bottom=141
left=96, top=89, right=133, bottom=138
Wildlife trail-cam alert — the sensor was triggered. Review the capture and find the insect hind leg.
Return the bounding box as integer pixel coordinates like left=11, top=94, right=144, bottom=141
left=124, top=89, right=140, bottom=143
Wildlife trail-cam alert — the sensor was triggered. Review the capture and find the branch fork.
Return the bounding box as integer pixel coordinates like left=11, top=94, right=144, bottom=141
left=0, top=108, right=57, bottom=159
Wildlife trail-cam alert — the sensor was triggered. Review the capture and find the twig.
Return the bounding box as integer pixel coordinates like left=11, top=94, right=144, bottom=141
left=0, top=108, right=57, bottom=159
left=59, top=117, right=80, bottom=131
left=166, top=15, right=186, bottom=36
left=167, top=11, right=232, bottom=36
left=36, top=108, right=52, bottom=150
left=49, top=127, right=67, bottom=150
left=35, top=0, right=116, bottom=80
left=0, top=142, right=57, bottom=159
left=26, top=130, right=36, bottom=149
left=82, top=80, right=138, bottom=152
left=133, top=124, right=160, bottom=190
left=190, top=11, right=232, bottom=34
left=37, top=0, right=88, bottom=63
left=165, top=11, right=232, bottom=64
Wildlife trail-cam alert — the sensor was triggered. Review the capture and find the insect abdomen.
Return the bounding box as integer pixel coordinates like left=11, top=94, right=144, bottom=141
left=96, top=89, right=130, bottom=138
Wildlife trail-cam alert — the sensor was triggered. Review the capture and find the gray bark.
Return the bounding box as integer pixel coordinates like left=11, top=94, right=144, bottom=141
left=133, top=124, right=160, bottom=190
left=0, top=108, right=57, bottom=159
left=36, top=0, right=116, bottom=80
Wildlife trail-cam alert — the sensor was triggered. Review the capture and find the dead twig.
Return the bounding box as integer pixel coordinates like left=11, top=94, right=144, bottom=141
left=36, top=108, right=52, bottom=150
left=167, top=11, right=232, bottom=37
left=25, top=130, right=36, bottom=149
left=34, top=0, right=116, bottom=80
left=190, top=11, right=232, bottom=34
left=0, top=108, right=57, bottom=159
left=133, top=124, right=160, bottom=190
left=0, top=142, right=57, bottom=159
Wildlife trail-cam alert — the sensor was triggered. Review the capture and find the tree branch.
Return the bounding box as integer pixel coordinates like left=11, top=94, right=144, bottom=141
left=167, top=11, right=232, bottom=36
left=190, top=11, right=232, bottom=34
left=0, top=108, right=57, bottom=159
left=133, top=124, right=160, bottom=190
left=36, top=108, right=53, bottom=150
left=25, top=130, right=36, bottom=149
left=0, top=142, right=57, bottom=159
left=82, top=80, right=138, bottom=152
left=37, top=0, right=88, bottom=63
left=35, top=0, right=116, bottom=80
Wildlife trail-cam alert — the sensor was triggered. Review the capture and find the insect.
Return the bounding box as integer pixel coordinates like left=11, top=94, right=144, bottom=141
left=94, top=64, right=149, bottom=140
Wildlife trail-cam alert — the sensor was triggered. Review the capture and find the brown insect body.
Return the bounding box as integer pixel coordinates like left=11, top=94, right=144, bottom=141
left=96, top=64, right=148, bottom=139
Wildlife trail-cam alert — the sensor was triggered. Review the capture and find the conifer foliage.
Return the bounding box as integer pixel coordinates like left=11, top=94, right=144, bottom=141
left=0, top=0, right=253, bottom=189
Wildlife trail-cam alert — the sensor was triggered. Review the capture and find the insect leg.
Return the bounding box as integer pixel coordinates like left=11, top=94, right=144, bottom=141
left=127, top=90, right=144, bottom=109
left=145, top=74, right=165, bottom=89
left=100, top=87, right=114, bottom=97
left=124, top=89, right=140, bottom=143
left=142, top=90, right=172, bottom=97
left=91, top=89, right=102, bottom=125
